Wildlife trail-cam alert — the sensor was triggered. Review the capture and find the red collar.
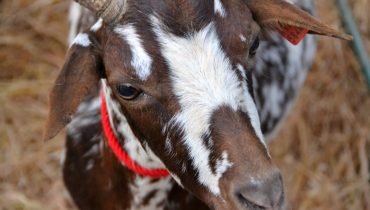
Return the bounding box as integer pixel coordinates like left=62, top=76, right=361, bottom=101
left=100, top=91, right=170, bottom=178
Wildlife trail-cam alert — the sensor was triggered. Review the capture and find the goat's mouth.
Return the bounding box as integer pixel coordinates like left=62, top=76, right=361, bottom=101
left=235, top=191, right=285, bottom=210
left=211, top=192, right=286, bottom=210
left=236, top=193, right=268, bottom=210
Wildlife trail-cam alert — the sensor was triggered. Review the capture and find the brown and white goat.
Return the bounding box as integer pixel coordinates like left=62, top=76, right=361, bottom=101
left=45, top=0, right=351, bottom=209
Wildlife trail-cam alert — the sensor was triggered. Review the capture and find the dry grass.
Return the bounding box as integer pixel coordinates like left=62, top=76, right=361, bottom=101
left=0, top=0, right=73, bottom=209
left=0, top=0, right=369, bottom=210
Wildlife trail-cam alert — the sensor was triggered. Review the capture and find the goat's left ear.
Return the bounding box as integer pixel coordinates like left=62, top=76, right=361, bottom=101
left=44, top=37, right=102, bottom=140
left=246, top=0, right=352, bottom=44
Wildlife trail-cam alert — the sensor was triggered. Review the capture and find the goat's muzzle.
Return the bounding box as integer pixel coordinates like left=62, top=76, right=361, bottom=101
left=210, top=107, right=285, bottom=210
left=234, top=169, right=284, bottom=210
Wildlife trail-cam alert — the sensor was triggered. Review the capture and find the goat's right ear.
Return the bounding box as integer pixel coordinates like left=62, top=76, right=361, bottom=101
left=44, top=37, right=102, bottom=140
left=246, top=0, right=352, bottom=44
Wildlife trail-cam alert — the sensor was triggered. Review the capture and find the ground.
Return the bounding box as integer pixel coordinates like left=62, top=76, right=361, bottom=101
left=0, top=0, right=369, bottom=209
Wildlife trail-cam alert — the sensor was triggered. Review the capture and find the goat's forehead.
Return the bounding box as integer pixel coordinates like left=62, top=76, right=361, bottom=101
left=103, top=2, right=258, bottom=82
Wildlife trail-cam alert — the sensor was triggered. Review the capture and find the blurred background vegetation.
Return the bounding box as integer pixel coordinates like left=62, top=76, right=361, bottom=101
left=0, top=0, right=369, bottom=209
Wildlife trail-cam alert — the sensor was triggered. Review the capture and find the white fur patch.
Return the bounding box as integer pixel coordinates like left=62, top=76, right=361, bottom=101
left=240, top=34, right=247, bottom=42
left=102, top=80, right=165, bottom=169
left=114, top=25, right=153, bottom=80
left=67, top=98, right=101, bottom=141
left=91, top=18, right=103, bottom=32
left=82, top=142, right=100, bottom=158
left=164, top=137, right=173, bottom=154
left=76, top=97, right=101, bottom=113
left=169, top=173, right=184, bottom=188
left=68, top=2, right=82, bottom=45
left=71, top=33, right=91, bottom=47
left=215, top=152, right=233, bottom=175
left=255, top=34, right=315, bottom=140
left=151, top=16, right=240, bottom=195
left=60, top=149, right=66, bottom=166
left=237, top=64, right=266, bottom=147
left=129, top=176, right=173, bottom=210
left=214, top=0, right=226, bottom=17
left=85, top=159, right=95, bottom=171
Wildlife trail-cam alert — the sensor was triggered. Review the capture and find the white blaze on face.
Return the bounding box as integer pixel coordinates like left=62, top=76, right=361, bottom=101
left=114, top=24, right=153, bottom=81
left=151, top=16, right=265, bottom=195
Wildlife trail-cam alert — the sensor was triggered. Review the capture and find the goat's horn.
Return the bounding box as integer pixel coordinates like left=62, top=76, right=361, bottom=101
left=74, top=0, right=127, bottom=23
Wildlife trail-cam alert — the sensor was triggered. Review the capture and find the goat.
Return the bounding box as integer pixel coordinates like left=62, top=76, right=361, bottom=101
left=45, top=0, right=351, bottom=209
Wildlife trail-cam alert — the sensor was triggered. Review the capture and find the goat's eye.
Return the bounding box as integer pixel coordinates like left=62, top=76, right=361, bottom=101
left=116, top=85, right=141, bottom=100
left=249, top=37, right=260, bottom=57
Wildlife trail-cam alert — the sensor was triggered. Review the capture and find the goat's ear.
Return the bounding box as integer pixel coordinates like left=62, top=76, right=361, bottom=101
left=44, top=40, right=102, bottom=140
left=246, top=0, right=352, bottom=44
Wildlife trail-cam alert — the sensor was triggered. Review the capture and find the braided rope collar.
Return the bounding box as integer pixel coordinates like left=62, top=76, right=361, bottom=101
left=100, top=91, right=170, bottom=178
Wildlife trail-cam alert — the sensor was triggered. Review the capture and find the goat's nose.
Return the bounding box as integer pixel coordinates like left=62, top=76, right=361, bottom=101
left=236, top=172, right=284, bottom=209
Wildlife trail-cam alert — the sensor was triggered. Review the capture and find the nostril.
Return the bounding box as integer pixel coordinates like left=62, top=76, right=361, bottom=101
left=235, top=173, right=284, bottom=209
